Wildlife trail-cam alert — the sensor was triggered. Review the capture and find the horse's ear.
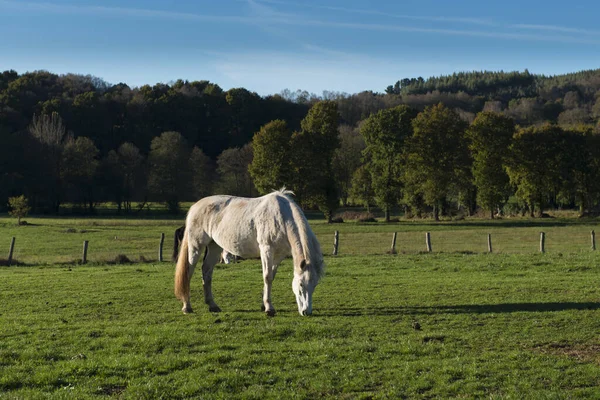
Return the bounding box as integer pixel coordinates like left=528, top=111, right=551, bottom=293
left=300, top=260, right=307, bottom=271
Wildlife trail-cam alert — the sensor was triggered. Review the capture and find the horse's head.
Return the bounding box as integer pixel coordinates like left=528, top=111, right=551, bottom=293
left=292, top=259, right=321, bottom=316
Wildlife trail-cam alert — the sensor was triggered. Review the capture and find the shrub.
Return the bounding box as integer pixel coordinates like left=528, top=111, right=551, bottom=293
left=8, top=195, right=30, bottom=225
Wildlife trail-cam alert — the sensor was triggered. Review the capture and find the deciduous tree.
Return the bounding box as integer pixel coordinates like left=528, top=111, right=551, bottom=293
left=249, top=120, right=294, bottom=194
left=8, top=195, right=30, bottom=225
left=147, top=131, right=191, bottom=213
left=506, top=125, right=566, bottom=216
left=332, top=125, right=365, bottom=206
left=291, top=101, right=340, bottom=221
left=360, top=105, right=417, bottom=221
left=216, top=144, right=256, bottom=197
left=61, top=136, right=100, bottom=211
left=404, top=103, right=470, bottom=221
left=466, top=112, right=515, bottom=218
left=189, top=147, right=213, bottom=200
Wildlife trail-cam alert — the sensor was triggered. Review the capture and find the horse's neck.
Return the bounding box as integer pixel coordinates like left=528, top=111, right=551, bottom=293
left=285, top=208, right=310, bottom=267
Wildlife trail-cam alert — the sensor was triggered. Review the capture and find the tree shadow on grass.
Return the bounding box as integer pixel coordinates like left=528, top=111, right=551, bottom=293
left=322, top=302, right=600, bottom=317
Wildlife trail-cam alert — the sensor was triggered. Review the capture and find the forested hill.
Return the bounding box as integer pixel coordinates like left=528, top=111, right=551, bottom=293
left=2, top=68, right=600, bottom=160
left=2, top=67, right=600, bottom=215
left=386, top=69, right=600, bottom=99
left=0, top=70, right=309, bottom=158
left=380, top=69, right=600, bottom=128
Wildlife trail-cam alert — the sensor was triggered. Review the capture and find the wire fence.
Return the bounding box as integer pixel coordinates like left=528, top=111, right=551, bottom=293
left=314, top=228, right=599, bottom=256
left=3, top=223, right=600, bottom=265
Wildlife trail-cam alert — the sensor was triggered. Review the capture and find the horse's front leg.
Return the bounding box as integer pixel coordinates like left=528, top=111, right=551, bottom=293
left=260, top=247, right=279, bottom=317
left=202, top=241, right=223, bottom=313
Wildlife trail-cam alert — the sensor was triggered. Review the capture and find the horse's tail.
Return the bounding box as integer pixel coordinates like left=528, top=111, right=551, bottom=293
left=174, top=231, right=190, bottom=301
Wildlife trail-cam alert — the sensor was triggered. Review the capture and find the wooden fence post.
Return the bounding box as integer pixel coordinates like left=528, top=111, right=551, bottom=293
left=539, top=232, right=545, bottom=253
left=487, top=233, right=492, bottom=253
left=426, top=232, right=432, bottom=252
left=390, top=232, right=397, bottom=254
left=159, top=233, right=165, bottom=262
left=592, top=230, right=596, bottom=251
left=333, top=231, right=339, bottom=256
left=82, top=240, right=89, bottom=264
left=8, top=237, right=15, bottom=266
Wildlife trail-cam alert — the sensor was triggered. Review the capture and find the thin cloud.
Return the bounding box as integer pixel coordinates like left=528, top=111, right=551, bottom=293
left=253, top=0, right=600, bottom=44
left=244, top=0, right=359, bottom=61
left=2, top=0, right=598, bottom=45
left=511, top=24, right=600, bottom=36
left=282, top=18, right=600, bottom=45
left=254, top=0, right=497, bottom=26
left=0, top=0, right=252, bottom=23
left=246, top=0, right=292, bottom=19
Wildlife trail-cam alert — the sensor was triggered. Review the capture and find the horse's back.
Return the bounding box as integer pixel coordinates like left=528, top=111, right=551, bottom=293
left=186, top=194, right=262, bottom=257
left=186, top=192, right=295, bottom=258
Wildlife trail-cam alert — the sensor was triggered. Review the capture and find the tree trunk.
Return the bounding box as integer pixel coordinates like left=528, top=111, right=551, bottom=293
left=490, top=209, right=494, bottom=219
left=529, top=203, right=535, bottom=218
left=385, top=207, right=390, bottom=222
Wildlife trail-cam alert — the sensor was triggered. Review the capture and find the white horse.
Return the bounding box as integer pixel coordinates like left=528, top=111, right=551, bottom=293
left=174, top=189, right=324, bottom=316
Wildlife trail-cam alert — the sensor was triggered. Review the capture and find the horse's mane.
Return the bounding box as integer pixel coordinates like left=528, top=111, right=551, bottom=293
left=273, top=188, right=324, bottom=280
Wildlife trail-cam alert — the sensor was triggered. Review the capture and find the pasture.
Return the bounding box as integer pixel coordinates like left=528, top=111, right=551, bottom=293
left=1, top=215, right=600, bottom=398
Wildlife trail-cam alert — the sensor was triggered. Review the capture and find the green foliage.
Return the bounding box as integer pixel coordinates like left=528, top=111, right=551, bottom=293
left=291, top=101, right=341, bottom=221
left=102, top=142, right=146, bottom=213
left=506, top=125, right=575, bottom=216
left=4, top=68, right=600, bottom=216
left=360, top=105, right=418, bottom=221
left=147, top=131, right=191, bottom=213
left=225, top=88, right=264, bottom=148
left=466, top=112, right=515, bottom=218
left=216, top=144, right=256, bottom=197
left=386, top=70, right=537, bottom=98
left=349, top=165, right=375, bottom=211
left=60, top=137, right=100, bottom=211
left=573, top=131, right=600, bottom=213
left=7, top=195, right=30, bottom=224
left=249, top=120, right=294, bottom=194
left=404, top=104, right=470, bottom=220
left=189, top=147, right=213, bottom=200
left=332, top=125, right=365, bottom=205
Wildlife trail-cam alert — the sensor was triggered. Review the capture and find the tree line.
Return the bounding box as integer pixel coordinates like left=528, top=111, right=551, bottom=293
left=251, top=102, right=600, bottom=221
left=2, top=68, right=600, bottom=218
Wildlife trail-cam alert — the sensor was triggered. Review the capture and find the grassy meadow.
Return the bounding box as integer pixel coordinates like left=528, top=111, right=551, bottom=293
left=1, top=213, right=600, bottom=398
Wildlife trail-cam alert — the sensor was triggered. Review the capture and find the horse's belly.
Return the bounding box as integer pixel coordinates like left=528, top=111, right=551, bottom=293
left=212, top=233, right=261, bottom=258
left=226, top=241, right=261, bottom=258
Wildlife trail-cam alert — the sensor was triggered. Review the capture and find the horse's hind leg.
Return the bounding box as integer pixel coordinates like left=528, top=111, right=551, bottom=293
left=202, top=241, right=223, bottom=313
left=181, top=241, right=205, bottom=314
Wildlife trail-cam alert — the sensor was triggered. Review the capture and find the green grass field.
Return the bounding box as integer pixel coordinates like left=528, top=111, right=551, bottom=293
left=1, top=215, right=600, bottom=398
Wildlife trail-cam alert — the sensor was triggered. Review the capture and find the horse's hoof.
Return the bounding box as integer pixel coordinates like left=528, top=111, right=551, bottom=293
left=182, top=306, right=193, bottom=314
left=260, top=304, right=266, bottom=312
left=265, top=309, right=276, bottom=317
left=209, top=305, right=222, bottom=313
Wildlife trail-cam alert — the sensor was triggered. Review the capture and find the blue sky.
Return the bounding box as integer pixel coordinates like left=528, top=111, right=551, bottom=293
left=1, top=0, right=600, bottom=95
